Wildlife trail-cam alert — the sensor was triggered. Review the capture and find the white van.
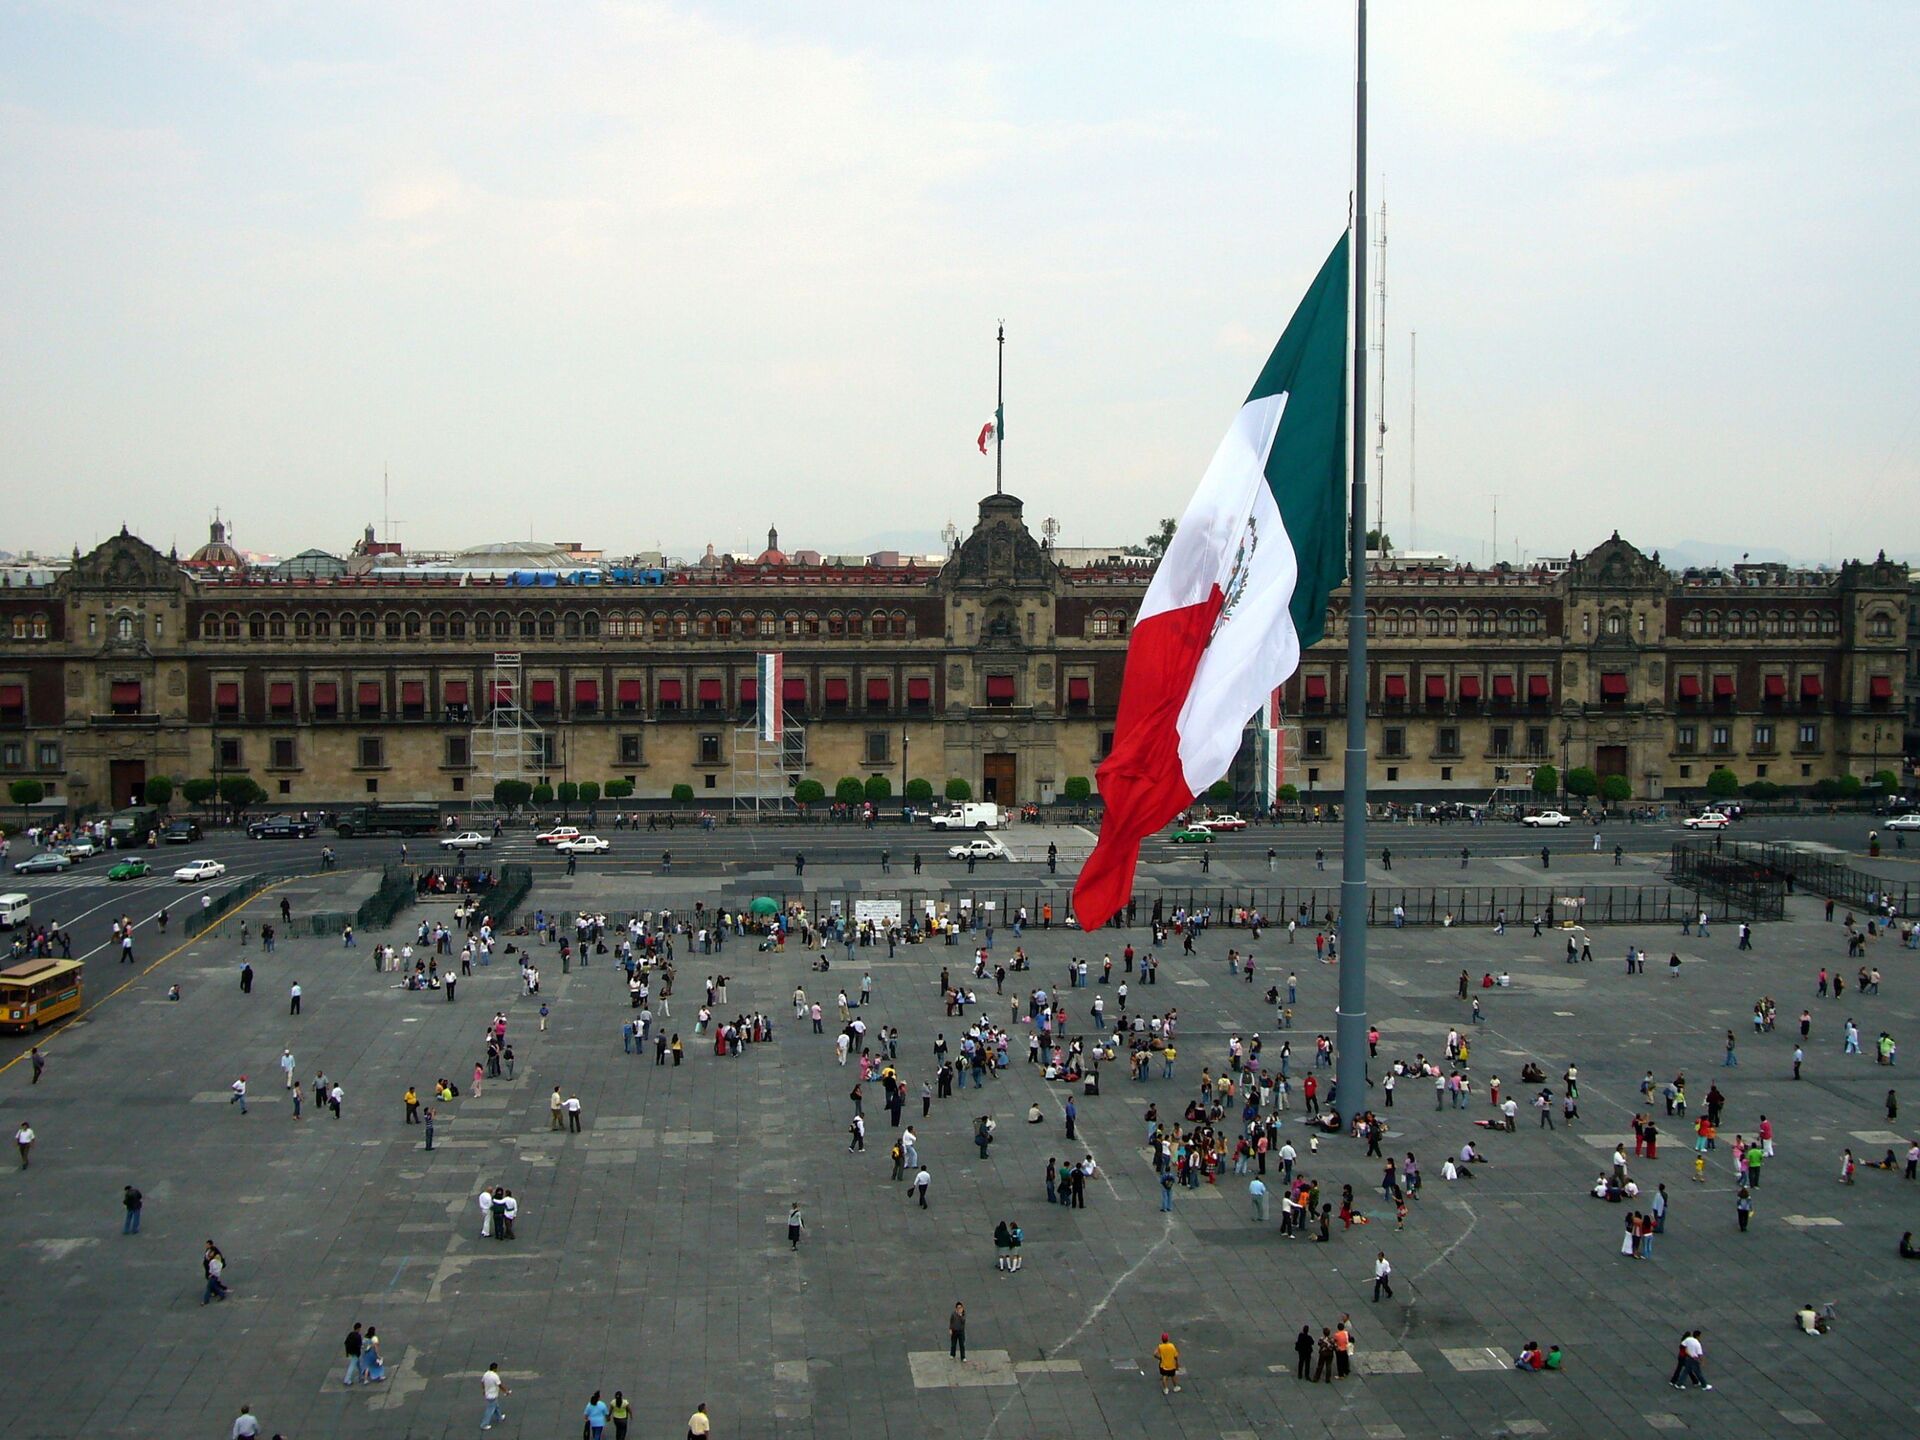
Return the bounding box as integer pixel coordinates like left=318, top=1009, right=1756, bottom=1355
left=929, top=802, right=1004, bottom=832
left=0, top=893, right=30, bottom=929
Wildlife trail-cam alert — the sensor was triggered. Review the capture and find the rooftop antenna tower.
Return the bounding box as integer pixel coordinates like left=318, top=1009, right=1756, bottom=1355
left=1407, top=331, right=1417, bottom=551
left=1041, top=516, right=1059, bottom=551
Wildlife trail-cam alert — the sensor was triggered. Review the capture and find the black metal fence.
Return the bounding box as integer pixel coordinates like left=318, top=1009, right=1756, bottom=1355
left=1665, top=843, right=1788, bottom=921
left=753, top=882, right=1753, bottom=929
left=1673, top=839, right=1912, bottom=915
left=354, top=864, right=416, bottom=932
left=489, top=865, right=534, bottom=929
left=186, top=864, right=315, bottom=939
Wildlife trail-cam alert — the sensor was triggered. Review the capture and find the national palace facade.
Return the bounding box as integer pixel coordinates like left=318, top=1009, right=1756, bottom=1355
left=0, top=494, right=1909, bottom=812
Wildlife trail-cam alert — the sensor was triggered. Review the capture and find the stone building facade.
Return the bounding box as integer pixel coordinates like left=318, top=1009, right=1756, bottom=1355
left=0, top=502, right=1906, bottom=812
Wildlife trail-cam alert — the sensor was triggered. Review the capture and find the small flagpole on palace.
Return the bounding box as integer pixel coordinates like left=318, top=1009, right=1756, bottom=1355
left=1334, top=0, right=1372, bottom=1130
left=995, top=322, right=1006, bottom=496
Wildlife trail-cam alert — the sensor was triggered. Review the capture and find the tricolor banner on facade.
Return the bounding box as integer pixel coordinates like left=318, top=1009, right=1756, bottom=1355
left=1073, top=235, right=1351, bottom=930
left=758, top=652, right=783, bottom=743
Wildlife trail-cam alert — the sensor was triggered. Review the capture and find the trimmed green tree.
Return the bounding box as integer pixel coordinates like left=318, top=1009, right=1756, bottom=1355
left=834, top=777, right=866, bottom=805
left=1836, top=774, right=1862, bottom=799
left=604, top=779, right=634, bottom=800
left=1207, top=779, right=1235, bottom=802
left=218, top=776, right=266, bottom=818
left=944, top=777, right=972, bottom=802
left=863, top=775, right=892, bottom=803
left=1564, top=766, right=1599, bottom=800
left=1743, top=780, right=1783, bottom=801
left=670, top=783, right=696, bottom=803
left=142, top=775, right=174, bottom=808
left=1277, top=783, right=1300, bottom=803
left=577, top=781, right=601, bottom=804
left=1705, top=767, right=1739, bottom=799
left=1530, top=765, right=1558, bottom=798
left=557, top=781, right=579, bottom=806
left=1062, top=776, right=1092, bottom=802
left=1872, top=769, right=1900, bottom=792
left=9, top=778, right=45, bottom=829
left=1599, top=773, right=1632, bottom=804
left=181, top=777, right=218, bottom=810
left=531, top=783, right=555, bottom=805
left=793, top=779, right=826, bottom=804
left=494, top=778, right=533, bottom=810
left=904, top=778, right=934, bottom=804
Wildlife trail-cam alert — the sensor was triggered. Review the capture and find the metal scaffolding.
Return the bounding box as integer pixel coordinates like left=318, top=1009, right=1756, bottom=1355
left=730, top=713, right=806, bottom=815
left=471, top=652, right=546, bottom=800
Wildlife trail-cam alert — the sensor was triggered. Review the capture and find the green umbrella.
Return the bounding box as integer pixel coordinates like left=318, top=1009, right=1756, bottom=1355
left=750, top=896, right=780, bottom=917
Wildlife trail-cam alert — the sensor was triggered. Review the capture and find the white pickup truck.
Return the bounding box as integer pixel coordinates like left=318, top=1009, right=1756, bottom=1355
left=929, top=803, right=1004, bottom=832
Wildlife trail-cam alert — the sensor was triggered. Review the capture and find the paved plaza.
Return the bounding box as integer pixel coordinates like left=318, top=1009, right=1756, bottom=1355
left=3, top=833, right=1918, bottom=1438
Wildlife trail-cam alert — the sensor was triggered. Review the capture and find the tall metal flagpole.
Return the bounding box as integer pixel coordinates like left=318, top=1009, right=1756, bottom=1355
left=1335, top=0, right=1372, bottom=1129
left=995, top=323, right=1006, bottom=496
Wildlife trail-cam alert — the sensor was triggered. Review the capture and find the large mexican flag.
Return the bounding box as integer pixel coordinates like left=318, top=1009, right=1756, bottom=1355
left=1074, top=235, right=1350, bottom=929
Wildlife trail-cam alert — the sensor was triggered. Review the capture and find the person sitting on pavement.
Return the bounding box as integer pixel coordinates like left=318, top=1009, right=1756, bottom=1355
left=1026, top=1103, right=1045, bottom=1125
left=1514, top=1341, right=1546, bottom=1371
left=1796, top=1303, right=1831, bottom=1334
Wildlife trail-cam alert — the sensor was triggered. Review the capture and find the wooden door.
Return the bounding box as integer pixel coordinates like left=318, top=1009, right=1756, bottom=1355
left=982, top=753, right=1017, bottom=803
left=1596, top=745, right=1628, bottom=784
left=110, top=760, right=147, bottom=807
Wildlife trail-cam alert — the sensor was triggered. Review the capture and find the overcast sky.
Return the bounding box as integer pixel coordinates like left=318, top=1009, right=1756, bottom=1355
left=2, top=2, right=1915, bottom=566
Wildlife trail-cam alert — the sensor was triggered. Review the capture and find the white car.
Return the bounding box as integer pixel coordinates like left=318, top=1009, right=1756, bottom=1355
left=442, top=831, right=493, bottom=851
left=1683, top=812, right=1731, bottom=830
left=59, top=839, right=99, bottom=860
left=555, top=835, right=610, bottom=854
left=1521, top=811, right=1573, bottom=828
left=1196, top=814, right=1249, bottom=832
left=947, top=838, right=1003, bottom=862
left=536, top=826, right=582, bottom=847
left=174, top=859, right=228, bottom=882
left=1883, top=813, right=1920, bottom=831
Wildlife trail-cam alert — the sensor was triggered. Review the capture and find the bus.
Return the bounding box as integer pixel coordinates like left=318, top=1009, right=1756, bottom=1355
left=108, top=805, right=163, bottom=847
left=0, top=958, right=84, bottom=1032
left=330, top=803, right=441, bottom=839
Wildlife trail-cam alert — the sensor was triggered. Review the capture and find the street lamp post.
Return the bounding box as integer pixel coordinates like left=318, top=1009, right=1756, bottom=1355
left=901, top=729, right=909, bottom=815
left=1560, top=723, right=1573, bottom=806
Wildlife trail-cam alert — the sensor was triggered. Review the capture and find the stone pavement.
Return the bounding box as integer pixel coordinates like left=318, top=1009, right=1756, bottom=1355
left=0, top=848, right=1916, bottom=1438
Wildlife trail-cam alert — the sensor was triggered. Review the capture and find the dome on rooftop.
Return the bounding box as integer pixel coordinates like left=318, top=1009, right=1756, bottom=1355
left=186, top=517, right=244, bottom=571
left=455, top=540, right=581, bottom=567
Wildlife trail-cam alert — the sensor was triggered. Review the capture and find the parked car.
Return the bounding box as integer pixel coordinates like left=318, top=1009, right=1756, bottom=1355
left=1169, top=827, right=1215, bottom=844
left=946, top=838, right=1003, bottom=861
left=108, top=859, right=152, bottom=881
left=57, top=839, right=98, bottom=860
left=1196, top=814, right=1249, bottom=832
left=173, top=859, right=228, bottom=882
left=1683, top=812, right=1731, bottom=830
left=536, top=826, right=583, bottom=847
left=13, top=852, right=73, bottom=875
left=555, top=835, right=610, bottom=854
left=1521, top=811, right=1573, bottom=828
left=442, top=831, right=493, bottom=851
left=162, top=820, right=203, bottom=844
left=248, top=816, right=315, bottom=839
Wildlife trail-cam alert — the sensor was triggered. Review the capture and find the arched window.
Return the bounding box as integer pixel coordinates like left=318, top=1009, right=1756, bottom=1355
left=118, top=615, right=135, bottom=641
left=383, top=612, right=402, bottom=640
left=537, top=612, right=555, bottom=639
left=582, top=611, right=600, bottom=638
left=1090, top=610, right=1109, bottom=638
left=894, top=609, right=911, bottom=637
left=404, top=611, right=421, bottom=639
left=675, top=611, right=691, bottom=638
left=784, top=611, right=801, bottom=638
left=247, top=613, right=265, bottom=640
left=802, top=611, right=820, bottom=637
left=430, top=612, right=447, bottom=640
left=268, top=612, right=286, bottom=639
left=759, top=614, right=776, bottom=638
left=474, top=613, right=493, bottom=640
left=846, top=611, right=864, bottom=637
left=826, top=611, right=844, bottom=637
left=715, top=611, right=733, bottom=638
left=202, top=616, right=220, bottom=641
left=652, top=614, right=671, bottom=640
left=294, top=613, right=312, bottom=639
left=313, top=613, right=332, bottom=640
left=519, top=613, right=538, bottom=640
left=562, top=611, right=582, bottom=639
left=449, top=612, right=466, bottom=640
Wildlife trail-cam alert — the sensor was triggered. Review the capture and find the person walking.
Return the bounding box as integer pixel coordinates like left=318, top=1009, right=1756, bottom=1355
left=423, top=1105, right=436, bottom=1151
left=230, top=1076, right=248, bottom=1115
left=342, top=1322, right=365, bottom=1386
left=1736, top=1186, right=1753, bottom=1231
left=1668, top=1330, right=1712, bottom=1390
left=288, top=981, right=301, bottom=1015
left=1294, top=1324, right=1315, bottom=1379
left=686, top=1402, right=712, bottom=1438
left=1372, top=1251, right=1394, bottom=1301
left=913, top=1167, right=931, bottom=1208
left=1154, top=1332, right=1182, bottom=1394
left=788, top=1202, right=804, bottom=1250
left=479, top=1362, right=511, bottom=1429
left=122, top=1184, right=143, bottom=1234
left=948, top=1301, right=968, bottom=1361
left=14, top=1120, right=33, bottom=1170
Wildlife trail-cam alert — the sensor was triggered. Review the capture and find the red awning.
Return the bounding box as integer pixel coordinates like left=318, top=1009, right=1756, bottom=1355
left=1677, top=674, right=1702, bottom=700
left=530, top=679, right=557, bottom=705
left=986, top=675, right=1016, bottom=701
left=658, top=679, right=683, bottom=703
left=1526, top=674, right=1551, bottom=700
left=313, top=681, right=339, bottom=707
left=215, top=682, right=240, bottom=708
left=444, top=680, right=469, bottom=704
left=906, top=677, right=931, bottom=702
left=1458, top=674, right=1481, bottom=701
left=1800, top=673, right=1822, bottom=699
left=1764, top=674, right=1786, bottom=700
left=867, top=677, right=891, bottom=703
left=738, top=678, right=758, bottom=703
left=1425, top=674, right=1447, bottom=701
left=783, top=677, right=807, bottom=702
left=111, top=681, right=142, bottom=706
left=1492, top=674, right=1516, bottom=700
left=617, top=679, right=643, bottom=704
left=0, top=683, right=24, bottom=708
left=1712, top=674, right=1734, bottom=699
left=824, top=677, right=850, bottom=703
left=490, top=681, right=514, bottom=706
left=574, top=679, right=599, bottom=704
left=1067, top=677, right=1091, bottom=703
left=1871, top=675, right=1894, bottom=700
left=401, top=680, right=426, bottom=705
left=1304, top=674, right=1329, bottom=701
left=1383, top=674, right=1408, bottom=700
left=698, top=679, right=723, bottom=703
left=1600, top=672, right=1628, bottom=699
left=269, top=682, right=295, bottom=709
left=357, top=681, right=382, bottom=707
